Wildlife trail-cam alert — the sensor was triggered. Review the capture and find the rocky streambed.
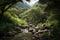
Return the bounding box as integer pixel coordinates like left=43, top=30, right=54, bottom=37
left=0, top=24, right=53, bottom=40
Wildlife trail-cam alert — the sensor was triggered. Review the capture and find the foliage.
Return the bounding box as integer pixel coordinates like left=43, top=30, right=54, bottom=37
left=18, top=4, right=47, bottom=24
left=0, top=0, right=60, bottom=40
left=40, top=0, right=60, bottom=40
left=4, top=11, right=27, bottom=26
left=0, top=7, right=27, bottom=32
left=0, top=0, right=22, bottom=20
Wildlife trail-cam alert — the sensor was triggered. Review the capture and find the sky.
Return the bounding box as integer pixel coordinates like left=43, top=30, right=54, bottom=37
left=23, top=0, right=39, bottom=7
left=13, top=0, right=39, bottom=9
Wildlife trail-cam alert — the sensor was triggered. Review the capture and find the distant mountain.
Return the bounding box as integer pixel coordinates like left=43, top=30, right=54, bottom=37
left=16, top=2, right=30, bottom=9
left=12, top=0, right=39, bottom=9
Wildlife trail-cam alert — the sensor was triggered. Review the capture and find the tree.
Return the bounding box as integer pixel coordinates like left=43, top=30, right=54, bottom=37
left=0, top=0, right=27, bottom=38
left=0, top=0, right=23, bottom=17
left=0, top=0, right=31, bottom=21
left=43, top=0, right=60, bottom=40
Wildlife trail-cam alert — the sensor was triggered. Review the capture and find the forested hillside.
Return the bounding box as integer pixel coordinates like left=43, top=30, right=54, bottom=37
left=0, top=0, right=60, bottom=40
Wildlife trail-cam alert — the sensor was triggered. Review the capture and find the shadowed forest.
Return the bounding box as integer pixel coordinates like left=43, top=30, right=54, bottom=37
left=0, top=0, right=60, bottom=40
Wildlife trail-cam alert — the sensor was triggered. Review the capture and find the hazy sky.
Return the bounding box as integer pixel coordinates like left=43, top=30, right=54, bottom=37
left=14, top=0, right=39, bottom=9
left=23, top=0, right=39, bottom=7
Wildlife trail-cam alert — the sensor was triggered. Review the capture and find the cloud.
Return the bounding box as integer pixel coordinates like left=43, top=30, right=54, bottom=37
left=23, top=0, right=39, bottom=7
left=13, top=0, right=39, bottom=9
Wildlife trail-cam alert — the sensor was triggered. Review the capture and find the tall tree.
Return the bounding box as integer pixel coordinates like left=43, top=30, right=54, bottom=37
left=0, top=0, right=22, bottom=16
left=0, top=0, right=31, bottom=18
left=44, top=0, right=60, bottom=40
